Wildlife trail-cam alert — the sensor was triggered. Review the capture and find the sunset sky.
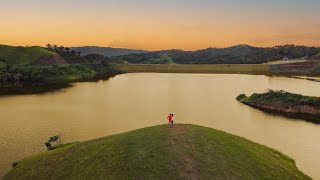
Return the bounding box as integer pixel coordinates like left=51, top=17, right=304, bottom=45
left=0, top=0, right=319, bottom=50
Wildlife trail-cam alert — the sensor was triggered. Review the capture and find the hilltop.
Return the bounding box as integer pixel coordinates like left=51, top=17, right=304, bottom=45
left=4, top=124, right=309, bottom=179
left=72, top=46, right=148, bottom=57
left=0, top=45, right=65, bottom=65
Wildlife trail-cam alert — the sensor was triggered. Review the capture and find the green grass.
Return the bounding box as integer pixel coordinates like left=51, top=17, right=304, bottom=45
left=0, top=45, right=56, bottom=65
left=237, top=90, right=320, bottom=107
left=49, top=143, right=78, bottom=151
left=4, top=124, right=309, bottom=179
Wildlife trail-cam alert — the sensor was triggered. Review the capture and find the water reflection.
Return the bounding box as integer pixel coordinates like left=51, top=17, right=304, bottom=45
left=0, top=73, right=320, bottom=178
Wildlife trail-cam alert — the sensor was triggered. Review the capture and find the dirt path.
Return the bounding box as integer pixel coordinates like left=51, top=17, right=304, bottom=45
left=167, top=125, right=200, bottom=180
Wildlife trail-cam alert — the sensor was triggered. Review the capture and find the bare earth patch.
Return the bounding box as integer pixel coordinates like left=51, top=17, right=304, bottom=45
left=167, top=125, right=200, bottom=179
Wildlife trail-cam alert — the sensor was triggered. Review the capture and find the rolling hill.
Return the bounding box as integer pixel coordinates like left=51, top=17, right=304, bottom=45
left=0, top=44, right=122, bottom=87
left=72, top=46, right=148, bottom=57
left=0, top=45, right=65, bottom=65
left=4, top=124, right=309, bottom=179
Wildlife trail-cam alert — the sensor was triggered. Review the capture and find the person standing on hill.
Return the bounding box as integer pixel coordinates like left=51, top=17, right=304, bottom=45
left=167, top=114, right=173, bottom=127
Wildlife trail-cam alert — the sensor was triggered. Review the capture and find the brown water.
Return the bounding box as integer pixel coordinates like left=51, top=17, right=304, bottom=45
left=1, top=73, right=320, bottom=179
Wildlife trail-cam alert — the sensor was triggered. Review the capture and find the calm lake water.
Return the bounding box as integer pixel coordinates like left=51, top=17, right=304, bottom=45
left=1, top=73, right=320, bottom=179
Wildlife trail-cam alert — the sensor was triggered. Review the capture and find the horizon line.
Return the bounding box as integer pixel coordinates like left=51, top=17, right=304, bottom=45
left=1, top=43, right=319, bottom=52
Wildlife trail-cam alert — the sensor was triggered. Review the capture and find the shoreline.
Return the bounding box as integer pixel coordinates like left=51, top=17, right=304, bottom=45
left=241, top=101, right=320, bottom=124
left=119, top=63, right=320, bottom=76
left=1, top=62, right=320, bottom=96
left=237, top=91, right=320, bottom=124
left=0, top=72, right=121, bottom=96
left=119, top=64, right=270, bottom=75
left=1, top=70, right=319, bottom=96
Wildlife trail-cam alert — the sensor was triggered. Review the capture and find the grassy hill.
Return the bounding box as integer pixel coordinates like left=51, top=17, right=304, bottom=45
left=4, top=124, right=309, bottom=179
left=0, top=45, right=56, bottom=65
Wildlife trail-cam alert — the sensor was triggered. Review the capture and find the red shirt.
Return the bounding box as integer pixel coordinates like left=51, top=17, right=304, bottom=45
left=167, top=115, right=172, bottom=122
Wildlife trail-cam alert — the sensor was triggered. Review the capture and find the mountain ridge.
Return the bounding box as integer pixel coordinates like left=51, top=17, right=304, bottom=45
left=71, top=46, right=148, bottom=57
left=110, top=44, right=320, bottom=64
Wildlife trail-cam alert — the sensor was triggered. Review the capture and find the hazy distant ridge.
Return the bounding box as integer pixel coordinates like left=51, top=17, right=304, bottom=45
left=72, top=46, right=148, bottom=57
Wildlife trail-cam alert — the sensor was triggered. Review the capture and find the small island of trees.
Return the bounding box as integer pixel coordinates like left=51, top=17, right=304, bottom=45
left=237, top=90, right=320, bottom=123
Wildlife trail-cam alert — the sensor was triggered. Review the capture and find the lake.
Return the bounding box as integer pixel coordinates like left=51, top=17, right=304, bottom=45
left=1, top=73, right=320, bottom=179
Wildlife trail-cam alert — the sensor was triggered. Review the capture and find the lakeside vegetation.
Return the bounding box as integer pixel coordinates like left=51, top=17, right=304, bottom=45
left=237, top=90, right=320, bottom=123
left=237, top=90, right=320, bottom=106
left=4, top=124, right=309, bottom=179
left=1, top=43, right=320, bottom=95
left=0, top=44, right=123, bottom=95
left=0, top=64, right=121, bottom=95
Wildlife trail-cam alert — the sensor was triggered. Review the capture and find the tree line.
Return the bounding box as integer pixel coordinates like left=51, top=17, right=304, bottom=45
left=110, top=44, right=320, bottom=64
left=46, top=44, right=112, bottom=64
left=0, top=44, right=122, bottom=84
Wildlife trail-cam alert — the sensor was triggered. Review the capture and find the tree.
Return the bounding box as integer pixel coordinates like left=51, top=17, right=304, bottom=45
left=46, top=44, right=52, bottom=49
left=0, top=56, right=6, bottom=63
left=84, top=53, right=106, bottom=63
left=59, top=46, right=65, bottom=51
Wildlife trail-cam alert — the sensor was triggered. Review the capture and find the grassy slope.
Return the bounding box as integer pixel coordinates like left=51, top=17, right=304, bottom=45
left=0, top=45, right=56, bottom=65
left=4, top=125, right=309, bottom=179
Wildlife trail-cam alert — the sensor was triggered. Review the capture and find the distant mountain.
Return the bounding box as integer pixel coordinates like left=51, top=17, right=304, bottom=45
left=72, top=46, right=148, bottom=57
left=111, top=44, right=320, bottom=64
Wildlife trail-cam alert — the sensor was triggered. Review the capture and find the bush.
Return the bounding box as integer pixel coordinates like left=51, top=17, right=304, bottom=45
left=236, top=94, right=247, bottom=101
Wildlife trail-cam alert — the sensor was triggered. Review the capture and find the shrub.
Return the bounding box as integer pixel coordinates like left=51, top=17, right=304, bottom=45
left=236, top=94, right=247, bottom=101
